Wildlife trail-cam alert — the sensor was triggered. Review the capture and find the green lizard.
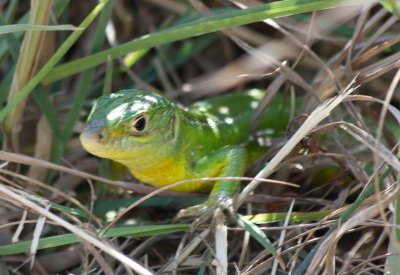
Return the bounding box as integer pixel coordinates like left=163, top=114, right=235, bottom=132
left=80, top=89, right=289, bottom=218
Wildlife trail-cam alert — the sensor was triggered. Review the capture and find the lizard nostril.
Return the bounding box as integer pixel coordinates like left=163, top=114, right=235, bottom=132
left=98, top=133, right=103, bottom=141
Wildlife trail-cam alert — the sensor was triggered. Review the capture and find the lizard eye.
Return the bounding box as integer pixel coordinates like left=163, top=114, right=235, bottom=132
left=131, top=115, right=147, bottom=133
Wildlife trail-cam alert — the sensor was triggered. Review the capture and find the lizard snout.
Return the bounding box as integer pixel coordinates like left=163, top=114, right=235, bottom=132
left=80, top=119, right=109, bottom=145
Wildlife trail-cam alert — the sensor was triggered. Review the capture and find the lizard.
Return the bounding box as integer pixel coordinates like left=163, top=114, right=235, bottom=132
left=80, top=89, right=290, bottom=219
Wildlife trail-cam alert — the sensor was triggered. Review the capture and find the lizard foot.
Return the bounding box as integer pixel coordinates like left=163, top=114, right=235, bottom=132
left=174, top=195, right=236, bottom=228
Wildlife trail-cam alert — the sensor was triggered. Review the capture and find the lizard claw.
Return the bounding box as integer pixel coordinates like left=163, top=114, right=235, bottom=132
left=174, top=195, right=236, bottom=228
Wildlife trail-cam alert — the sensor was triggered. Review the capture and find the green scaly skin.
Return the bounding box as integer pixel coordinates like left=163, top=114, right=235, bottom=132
left=80, top=89, right=290, bottom=219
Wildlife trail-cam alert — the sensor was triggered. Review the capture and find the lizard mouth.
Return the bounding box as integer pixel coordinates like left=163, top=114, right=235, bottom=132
left=80, top=129, right=114, bottom=158
left=80, top=131, right=135, bottom=159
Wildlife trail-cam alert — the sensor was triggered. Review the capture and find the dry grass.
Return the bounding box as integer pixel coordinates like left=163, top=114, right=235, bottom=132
left=0, top=0, right=399, bottom=274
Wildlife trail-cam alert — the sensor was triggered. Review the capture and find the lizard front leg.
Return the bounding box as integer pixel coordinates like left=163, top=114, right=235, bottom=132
left=176, top=145, right=246, bottom=220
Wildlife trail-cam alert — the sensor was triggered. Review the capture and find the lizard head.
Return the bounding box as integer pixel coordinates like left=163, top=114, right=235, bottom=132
left=80, top=89, right=179, bottom=162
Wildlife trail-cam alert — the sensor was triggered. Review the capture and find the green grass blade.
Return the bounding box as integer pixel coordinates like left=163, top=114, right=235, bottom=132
left=0, top=0, right=109, bottom=122
left=5, top=0, right=18, bottom=23
left=54, top=0, right=70, bottom=18
left=0, top=24, right=81, bottom=35
left=42, top=0, right=373, bottom=84
left=49, top=203, right=90, bottom=220
left=0, top=64, right=15, bottom=106
left=237, top=214, right=277, bottom=256
left=137, top=34, right=217, bottom=85
left=380, top=0, right=400, bottom=17
left=47, top=0, right=114, bottom=174
left=0, top=13, right=28, bottom=63
left=0, top=15, right=19, bottom=60
left=103, top=55, right=113, bottom=95
left=93, top=196, right=205, bottom=216
left=0, top=224, right=189, bottom=255
left=31, top=86, right=62, bottom=140
left=245, top=210, right=333, bottom=224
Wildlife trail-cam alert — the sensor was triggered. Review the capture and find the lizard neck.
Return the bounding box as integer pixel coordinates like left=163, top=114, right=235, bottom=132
left=114, top=110, right=201, bottom=191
